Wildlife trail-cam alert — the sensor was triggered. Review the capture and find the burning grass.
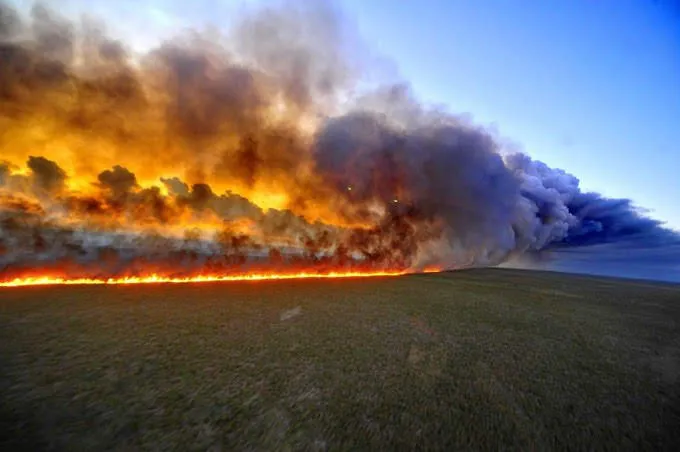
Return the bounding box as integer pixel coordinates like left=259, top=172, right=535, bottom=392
left=1, top=268, right=679, bottom=450
left=0, top=269, right=425, bottom=288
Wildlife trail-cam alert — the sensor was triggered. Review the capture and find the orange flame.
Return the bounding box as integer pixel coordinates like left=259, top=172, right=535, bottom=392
left=0, top=269, right=441, bottom=288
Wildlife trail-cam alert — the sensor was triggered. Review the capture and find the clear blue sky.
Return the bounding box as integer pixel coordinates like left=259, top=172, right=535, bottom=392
left=14, top=0, right=680, bottom=229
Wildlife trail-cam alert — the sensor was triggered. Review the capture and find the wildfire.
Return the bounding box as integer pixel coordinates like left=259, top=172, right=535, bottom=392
left=0, top=269, right=440, bottom=288
left=0, top=3, right=460, bottom=281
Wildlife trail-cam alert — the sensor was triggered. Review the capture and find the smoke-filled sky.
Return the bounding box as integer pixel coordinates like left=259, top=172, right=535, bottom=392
left=1, top=0, right=679, bottom=282
left=8, top=0, right=678, bottom=226
left=343, top=0, right=680, bottom=229
left=30, top=0, right=678, bottom=228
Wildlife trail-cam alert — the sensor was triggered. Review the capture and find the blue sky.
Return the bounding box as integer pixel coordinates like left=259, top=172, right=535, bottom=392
left=13, top=0, right=680, bottom=229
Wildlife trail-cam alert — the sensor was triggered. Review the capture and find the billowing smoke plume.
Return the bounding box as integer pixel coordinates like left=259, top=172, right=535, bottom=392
left=0, top=1, right=677, bottom=281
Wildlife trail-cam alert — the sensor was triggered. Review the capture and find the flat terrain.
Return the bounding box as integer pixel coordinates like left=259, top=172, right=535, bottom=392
left=1, top=269, right=679, bottom=451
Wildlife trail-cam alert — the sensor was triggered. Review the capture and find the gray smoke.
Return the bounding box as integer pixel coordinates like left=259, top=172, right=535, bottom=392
left=310, top=88, right=680, bottom=276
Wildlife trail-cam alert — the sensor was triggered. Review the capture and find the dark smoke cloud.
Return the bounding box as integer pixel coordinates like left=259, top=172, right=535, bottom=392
left=559, top=194, right=674, bottom=247
left=313, top=109, right=520, bottom=265
left=98, top=165, right=138, bottom=198
left=27, top=156, right=67, bottom=193
left=506, top=154, right=679, bottom=250
left=0, top=162, right=9, bottom=186
left=0, top=0, right=678, bottom=282
left=161, top=177, right=190, bottom=197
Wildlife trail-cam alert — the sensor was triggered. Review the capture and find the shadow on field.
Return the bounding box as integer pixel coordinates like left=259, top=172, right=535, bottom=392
left=1, top=269, right=679, bottom=450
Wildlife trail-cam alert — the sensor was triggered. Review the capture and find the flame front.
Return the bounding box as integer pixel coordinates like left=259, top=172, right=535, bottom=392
left=0, top=269, right=445, bottom=288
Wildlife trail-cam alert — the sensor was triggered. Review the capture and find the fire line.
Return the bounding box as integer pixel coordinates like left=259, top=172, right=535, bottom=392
left=0, top=269, right=440, bottom=288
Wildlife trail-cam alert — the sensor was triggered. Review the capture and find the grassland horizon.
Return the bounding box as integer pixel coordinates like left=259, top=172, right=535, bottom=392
left=1, top=268, right=679, bottom=450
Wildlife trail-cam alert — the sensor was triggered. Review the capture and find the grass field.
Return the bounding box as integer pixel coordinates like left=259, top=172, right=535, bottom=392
left=1, top=269, right=679, bottom=451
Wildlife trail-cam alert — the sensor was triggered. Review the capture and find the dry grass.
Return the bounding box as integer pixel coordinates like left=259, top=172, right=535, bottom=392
left=1, top=268, right=679, bottom=451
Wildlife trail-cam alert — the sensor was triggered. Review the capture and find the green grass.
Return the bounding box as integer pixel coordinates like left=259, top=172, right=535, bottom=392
left=1, top=269, right=679, bottom=451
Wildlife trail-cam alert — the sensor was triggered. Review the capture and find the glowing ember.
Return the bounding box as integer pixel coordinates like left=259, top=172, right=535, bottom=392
left=0, top=269, right=441, bottom=288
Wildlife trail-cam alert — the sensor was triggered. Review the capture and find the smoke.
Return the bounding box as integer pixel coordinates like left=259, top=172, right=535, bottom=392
left=506, top=154, right=679, bottom=249
left=27, top=156, right=67, bottom=193
left=98, top=165, right=138, bottom=198
left=0, top=162, right=9, bottom=186
left=0, top=0, right=678, bottom=281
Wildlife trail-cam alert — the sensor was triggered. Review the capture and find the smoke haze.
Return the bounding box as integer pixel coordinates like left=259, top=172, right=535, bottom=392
left=1, top=0, right=678, bottom=282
